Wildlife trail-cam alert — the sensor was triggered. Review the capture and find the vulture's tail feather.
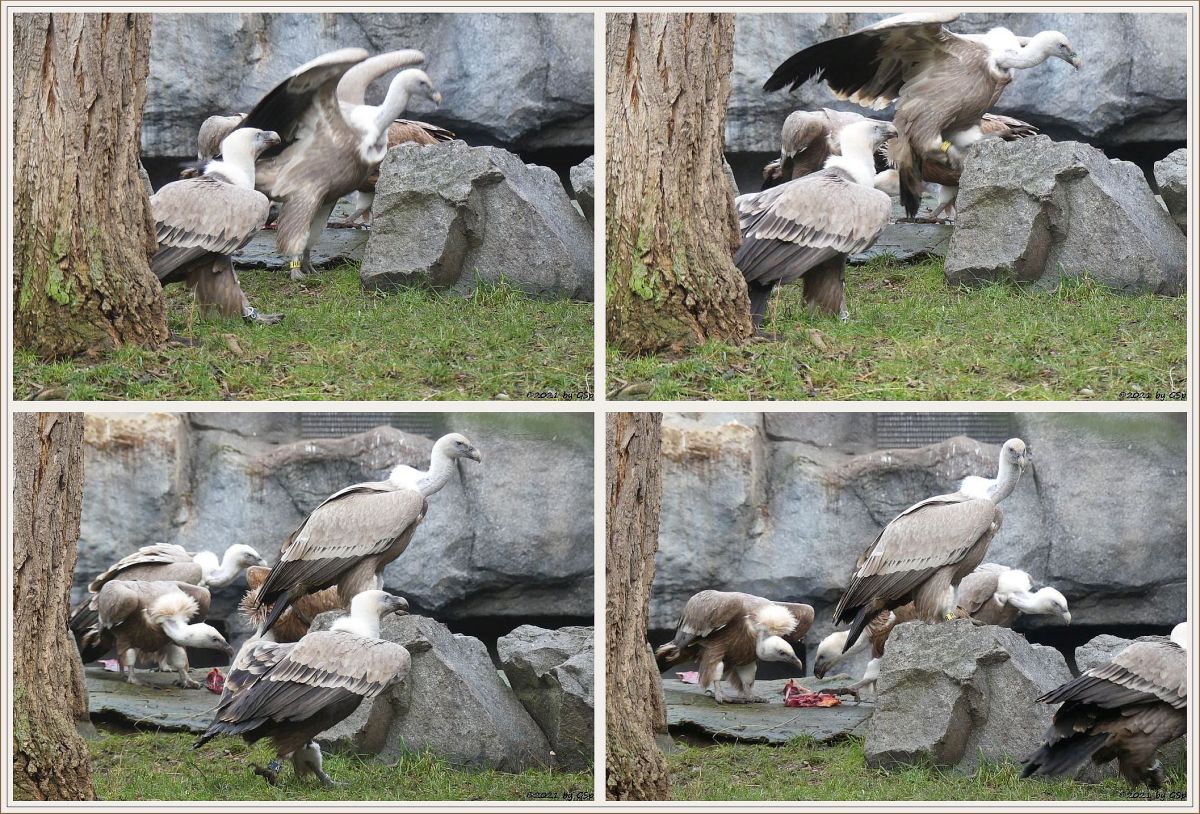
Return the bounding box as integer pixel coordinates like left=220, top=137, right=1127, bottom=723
left=79, top=626, right=114, bottom=663
left=747, top=282, right=775, bottom=329
left=1021, top=732, right=1108, bottom=779
left=256, top=595, right=292, bottom=636
left=843, top=600, right=884, bottom=654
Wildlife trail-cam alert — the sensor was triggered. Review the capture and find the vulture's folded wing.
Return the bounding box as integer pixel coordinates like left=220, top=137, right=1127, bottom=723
left=1040, top=639, right=1186, bottom=710
left=88, top=543, right=193, bottom=592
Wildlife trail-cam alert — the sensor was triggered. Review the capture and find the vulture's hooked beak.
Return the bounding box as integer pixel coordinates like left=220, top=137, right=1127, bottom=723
left=465, top=447, right=482, bottom=463
left=791, top=654, right=806, bottom=674
left=813, top=660, right=828, bottom=680
left=261, top=130, right=282, bottom=148
left=388, top=595, right=411, bottom=617
left=430, top=90, right=443, bottom=106
left=1061, top=611, right=1072, bottom=625
left=220, top=642, right=235, bottom=657
left=1069, top=53, right=1082, bottom=70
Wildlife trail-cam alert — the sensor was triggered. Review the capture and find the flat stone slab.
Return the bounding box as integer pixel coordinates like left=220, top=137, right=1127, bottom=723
left=86, top=665, right=219, bottom=733
left=663, top=677, right=873, bottom=745
left=851, top=221, right=953, bottom=264
left=233, top=199, right=368, bottom=271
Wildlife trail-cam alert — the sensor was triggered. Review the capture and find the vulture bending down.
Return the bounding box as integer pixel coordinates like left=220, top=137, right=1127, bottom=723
left=237, top=49, right=442, bottom=279
left=760, top=108, right=868, bottom=189
left=735, top=119, right=894, bottom=327
left=253, top=433, right=481, bottom=634
left=82, top=580, right=233, bottom=687
left=815, top=560, right=1068, bottom=693
left=655, top=590, right=813, bottom=704
left=196, top=590, right=411, bottom=787
left=833, top=438, right=1029, bottom=653
left=239, top=565, right=342, bottom=644
left=1023, top=623, right=1187, bottom=788
left=764, top=12, right=1080, bottom=217
left=151, top=127, right=283, bottom=324
left=70, top=543, right=265, bottom=644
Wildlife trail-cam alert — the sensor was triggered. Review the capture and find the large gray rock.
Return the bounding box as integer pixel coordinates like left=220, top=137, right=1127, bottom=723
left=727, top=13, right=1185, bottom=154
left=569, top=156, right=595, bottom=224
left=86, top=665, right=217, bottom=733
left=864, top=621, right=1073, bottom=772
left=651, top=413, right=1186, bottom=643
left=1074, top=634, right=1136, bottom=674
left=360, top=141, right=592, bottom=300
left=312, top=612, right=552, bottom=771
left=944, top=137, right=1185, bottom=296
left=497, top=625, right=594, bottom=770
left=144, top=14, right=593, bottom=157
left=1154, top=148, right=1187, bottom=234
left=75, top=413, right=594, bottom=630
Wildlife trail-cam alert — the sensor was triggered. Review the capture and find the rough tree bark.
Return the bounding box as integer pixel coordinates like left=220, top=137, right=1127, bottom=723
left=606, top=13, right=752, bottom=355
left=605, top=412, right=671, bottom=801
left=13, top=13, right=168, bottom=358
left=12, top=413, right=95, bottom=801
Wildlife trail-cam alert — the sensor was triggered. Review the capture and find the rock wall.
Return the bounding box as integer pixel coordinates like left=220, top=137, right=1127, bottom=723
left=728, top=13, right=1186, bottom=171
left=651, top=413, right=1186, bottom=658
left=143, top=13, right=594, bottom=159
left=75, top=412, right=594, bottom=636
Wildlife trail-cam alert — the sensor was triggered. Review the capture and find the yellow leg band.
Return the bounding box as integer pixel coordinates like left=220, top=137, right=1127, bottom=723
left=940, top=140, right=952, bottom=153
left=285, top=259, right=302, bottom=270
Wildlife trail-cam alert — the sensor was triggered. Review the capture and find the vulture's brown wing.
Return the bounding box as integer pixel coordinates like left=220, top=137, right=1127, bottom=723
left=980, top=113, right=1039, bottom=140
left=734, top=170, right=891, bottom=288
left=239, top=48, right=368, bottom=152
left=196, top=114, right=246, bottom=161
left=94, top=581, right=143, bottom=628
left=149, top=177, right=270, bottom=281
left=257, top=486, right=426, bottom=604
left=674, top=590, right=767, bottom=644
left=387, top=119, right=456, bottom=146
left=834, top=496, right=998, bottom=623
left=953, top=563, right=1006, bottom=616
left=212, top=631, right=410, bottom=727
left=776, top=601, right=816, bottom=643
left=221, top=638, right=295, bottom=701
left=764, top=11, right=960, bottom=101
left=88, top=543, right=194, bottom=593
left=779, top=110, right=835, bottom=162
left=1040, top=639, right=1186, bottom=710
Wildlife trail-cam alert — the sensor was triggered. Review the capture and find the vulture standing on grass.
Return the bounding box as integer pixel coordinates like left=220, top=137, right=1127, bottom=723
left=735, top=118, right=895, bottom=327
left=832, top=438, right=1029, bottom=654
left=81, top=580, right=233, bottom=687
left=151, top=127, right=283, bottom=323
left=815, top=561, right=1069, bottom=694
left=1023, top=623, right=1187, bottom=788
left=764, top=12, right=1081, bottom=217
left=69, top=542, right=266, bottom=642
left=235, top=48, right=442, bottom=279
left=253, top=433, right=481, bottom=634
left=196, top=590, right=412, bottom=787
left=655, top=590, right=813, bottom=704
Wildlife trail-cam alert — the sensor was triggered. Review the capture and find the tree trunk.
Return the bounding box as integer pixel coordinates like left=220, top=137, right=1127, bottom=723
left=12, top=413, right=95, bottom=801
left=13, top=13, right=167, bottom=358
left=606, top=13, right=752, bottom=355
left=605, top=412, right=671, bottom=801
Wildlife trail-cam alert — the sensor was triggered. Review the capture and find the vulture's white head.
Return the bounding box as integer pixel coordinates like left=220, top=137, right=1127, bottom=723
left=756, top=634, right=804, bottom=671
left=1031, top=31, right=1082, bottom=70
left=210, top=128, right=281, bottom=189
left=1170, top=622, right=1188, bottom=651
left=335, top=590, right=410, bottom=638
left=434, top=433, right=483, bottom=464
left=828, top=119, right=898, bottom=186
left=225, top=544, right=268, bottom=569
left=170, top=621, right=234, bottom=656
left=1001, top=438, right=1030, bottom=472
left=813, top=630, right=849, bottom=678
left=1021, top=587, right=1071, bottom=624
left=393, top=68, right=442, bottom=107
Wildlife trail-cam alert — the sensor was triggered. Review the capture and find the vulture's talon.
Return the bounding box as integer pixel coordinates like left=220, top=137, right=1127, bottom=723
left=252, top=764, right=280, bottom=786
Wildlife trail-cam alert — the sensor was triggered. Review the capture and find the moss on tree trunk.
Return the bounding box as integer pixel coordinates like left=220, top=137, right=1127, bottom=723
left=606, top=13, right=752, bottom=354
left=13, top=13, right=167, bottom=358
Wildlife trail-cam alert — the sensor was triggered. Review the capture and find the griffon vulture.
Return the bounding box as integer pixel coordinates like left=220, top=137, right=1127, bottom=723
left=655, top=590, right=814, bottom=704
left=252, top=433, right=481, bottom=634
left=833, top=438, right=1029, bottom=653
left=735, top=119, right=895, bottom=327
left=1023, top=623, right=1187, bottom=788
left=82, top=580, right=233, bottom=687
left=196, top=590, right=411, bottom=787
left=815, top=561, right=1068, bottom=693
left=237, top=49, right=442, bottom=279
left=151, top=127, right=283, bottom=323
left=764, top=12, right=1081, bottom=217
left=70, top=543, right=265, bottom=643
left=760, top=108, right=868, bottom=189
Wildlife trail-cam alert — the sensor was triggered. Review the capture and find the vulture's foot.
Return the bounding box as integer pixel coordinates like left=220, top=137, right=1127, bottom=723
left=825, top=685, right=861, bottom=699
left=316, top=772, right=339, bottom=789
left=1144, top=760, right=1166, bottom=790
left=176, top=677, right=202, bottom=689
left=741, top=694, right=770, bottom=704
left=285, top=259, right=306, bottom=282
left=838, top=309, right=850, bottom=324
left=243, top=306, right=284, bottom=325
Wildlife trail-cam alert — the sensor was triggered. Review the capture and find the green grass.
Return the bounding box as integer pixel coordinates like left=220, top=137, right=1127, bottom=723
left=13, top=265, right=594, bottom=401
left=607, top=257, right=1186, bottom=401
left=666, top=736, right=1185, bottom=802
left=88, top=729, right=593, bottom=802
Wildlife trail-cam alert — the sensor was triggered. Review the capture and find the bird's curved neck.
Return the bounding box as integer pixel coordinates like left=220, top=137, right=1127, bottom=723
left=420, top=450, right=455, bottom=497
left=996, top=34, right=1054, bottom=70
left=333, top=606, right=381, bottom=639
left=206, top=145, right=256, bottom=190
left=159, top=617, right=198, bottom=644
left=1002, top=590, right=1040, bottom=612
left=372, top=82, right=412, bottom=139
left=988, top=456, right=1023, bottom=503
left=826, top=133, right=876, bottom=187
left=204, top=549, right=242, bottom=588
